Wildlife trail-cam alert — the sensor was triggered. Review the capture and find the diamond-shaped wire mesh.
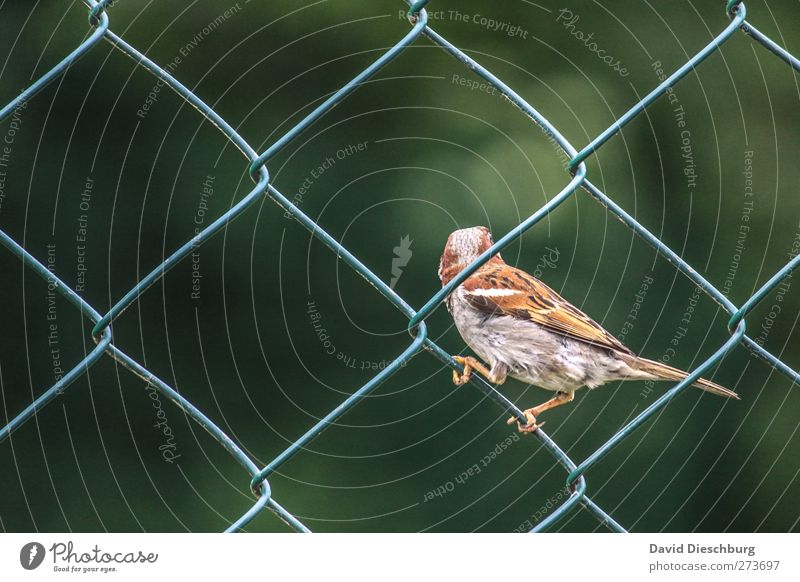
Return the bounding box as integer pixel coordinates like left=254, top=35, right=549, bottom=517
left=1, top=0, right=798, bottom=532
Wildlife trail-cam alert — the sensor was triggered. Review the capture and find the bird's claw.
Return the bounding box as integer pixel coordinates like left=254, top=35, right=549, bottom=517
left=507, top=409, right=542, bottom=434
left=451, top=356, right=472, bottom=386
left=453, top=370, right=470, bottom=385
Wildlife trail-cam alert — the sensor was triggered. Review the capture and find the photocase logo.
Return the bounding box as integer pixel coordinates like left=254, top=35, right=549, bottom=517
left=19, top=542, right=45, bottom=570
left=390, top=235, right=413, bottom=289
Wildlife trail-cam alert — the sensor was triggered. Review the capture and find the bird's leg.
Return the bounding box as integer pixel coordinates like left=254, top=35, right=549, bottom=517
left=507, top=391, right=574, bottom=434
left=452, top=357, right=507, bottom=386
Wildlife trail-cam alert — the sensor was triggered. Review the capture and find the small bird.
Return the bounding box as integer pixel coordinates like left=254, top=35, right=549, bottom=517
left=438, top=226, right=738, bottom=433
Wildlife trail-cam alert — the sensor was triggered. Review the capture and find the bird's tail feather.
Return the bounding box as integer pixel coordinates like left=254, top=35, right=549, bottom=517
left=622, top=356, right=739, bottom=399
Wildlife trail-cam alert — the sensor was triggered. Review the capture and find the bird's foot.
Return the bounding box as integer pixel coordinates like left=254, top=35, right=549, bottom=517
left=451, top=356, right=474, bottom=386
left=451, top=355, right=503, bottom=386
left=507, top=408, right=542, bottom=434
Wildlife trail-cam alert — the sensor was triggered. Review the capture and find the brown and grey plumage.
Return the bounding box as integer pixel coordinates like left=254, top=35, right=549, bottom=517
left=439, top=226, right=738, bottom=432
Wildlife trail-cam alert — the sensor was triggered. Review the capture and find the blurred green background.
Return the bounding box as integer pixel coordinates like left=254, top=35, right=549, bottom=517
left=0, top=0, right=799, bottom=532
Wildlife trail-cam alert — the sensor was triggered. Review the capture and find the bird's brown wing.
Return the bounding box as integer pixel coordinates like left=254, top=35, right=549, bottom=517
left=461, top=264, right=634, bottom=355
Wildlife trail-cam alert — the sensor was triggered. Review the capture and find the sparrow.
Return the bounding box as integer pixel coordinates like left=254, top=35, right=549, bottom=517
left=438, top=226, right=738, bottom=433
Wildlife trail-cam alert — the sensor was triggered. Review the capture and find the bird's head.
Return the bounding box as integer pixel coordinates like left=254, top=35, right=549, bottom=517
left=438, top=226, right=503, bottom=286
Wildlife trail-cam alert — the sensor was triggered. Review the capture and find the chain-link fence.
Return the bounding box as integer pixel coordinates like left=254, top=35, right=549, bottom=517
left=1, top=0, right=798, bottom=532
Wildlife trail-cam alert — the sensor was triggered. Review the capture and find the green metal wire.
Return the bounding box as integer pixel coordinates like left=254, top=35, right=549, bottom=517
left=1, top=0, right=798, bottom=533
left=0, top=3, right=109, bottom=122
left=567, top=4, right=747, bottom=170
